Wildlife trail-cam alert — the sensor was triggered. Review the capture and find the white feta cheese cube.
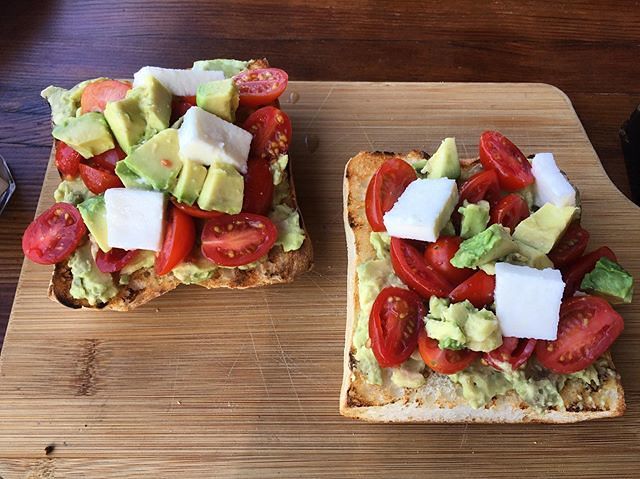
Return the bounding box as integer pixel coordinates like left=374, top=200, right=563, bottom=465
left=133, top=66, right=224, bottom=96
left=105, top=188, right=166, bottom=252
left=383, top=178, right=458, bottom=242
left=531, top=152, right=576, bottom=208
left=178, top=106, right=252, bottom=173
left=494, top=262, right=566, bottom=340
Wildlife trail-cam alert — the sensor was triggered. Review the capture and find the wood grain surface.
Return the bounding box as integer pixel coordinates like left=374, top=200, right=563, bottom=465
left=1, top=0, right=640, bottom=348
left=0, top=82, right=638, bottom=478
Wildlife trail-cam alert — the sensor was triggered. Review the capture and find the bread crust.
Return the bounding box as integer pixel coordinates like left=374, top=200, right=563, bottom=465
left=340, top=151, right=625, bottom=423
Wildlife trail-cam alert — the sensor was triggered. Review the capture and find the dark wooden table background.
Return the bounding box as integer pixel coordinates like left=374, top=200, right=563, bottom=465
left=0, top=0, right=638, bottom=348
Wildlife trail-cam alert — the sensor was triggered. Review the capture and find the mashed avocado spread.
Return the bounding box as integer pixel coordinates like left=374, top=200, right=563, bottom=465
left=68, top=242, right=118, bottom=305
left=172, top=261, right=216, bottom=284
left=41, top=78, right=106, bottom=125
left=54, top=178, right=93, bottom=205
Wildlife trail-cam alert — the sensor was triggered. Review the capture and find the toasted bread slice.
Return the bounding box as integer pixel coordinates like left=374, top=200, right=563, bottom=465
left=340, top=151, right=625, bottom=423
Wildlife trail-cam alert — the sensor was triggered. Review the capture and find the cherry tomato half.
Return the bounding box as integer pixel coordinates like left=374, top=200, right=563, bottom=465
left=448, top=270, right=495, bottom=308
left=95, top=248, right=139, bottom=273
left=390, top=238, right=454, bottom=299
left=548, top=222, right=590, bottom=269
left=243, top=106, right=292, bottom=161
left=458, top=169, right=501, bottom=206
left=78, top=163, right=124, bottom=194
left=201, top=213, right=277, bottom=267
left=22, top=202, right=87, bottom=265
left=365, top=158, right=417, bottom=232
left=169, top=197, right=225, bottom=219
left=418, top=328, right=479, bottom=374
left=234, top=68, right=288, bottom=107
left=535, top=295, right=624, bottom=374
left=483, top=337, right=536, bottom=371
left=80, top=79, right=132, bottom=113
left=490, top=193, right=530, bottom=232
left=242, top=156, right=274, bottom=216
left=369, top=286, right=426, bottom=368
left=562, top=246, right=617, bottom=298
left=156, top=205, right=196, bottom=275
left=170, top=95, right=197, bottom=124
left=55, top=141, right=82, bottom=179
left=88, top=146, right=127, bottom=173
left=424, top=236, right=474, bottom=286
left=479, top=131, right=534, bottom=191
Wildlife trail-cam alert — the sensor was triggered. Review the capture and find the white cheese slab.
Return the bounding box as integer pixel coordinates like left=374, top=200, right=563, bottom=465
left=133, top=66, right=224, bottom=96
left=531, top=152, right=576, bottom=208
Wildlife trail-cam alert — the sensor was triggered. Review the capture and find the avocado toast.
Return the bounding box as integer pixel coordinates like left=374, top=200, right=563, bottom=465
left=24, top=58, right=312, bottom=311
left=341, top=134, right=630, bottom=423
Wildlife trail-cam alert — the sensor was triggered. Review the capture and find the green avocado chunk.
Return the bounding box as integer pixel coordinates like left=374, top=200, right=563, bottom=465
left=114, top=161, right=153, bottom=190
left=505, top=240, right=554, bottom=270
left=197, top=162, right=244, bottom=213
left=122, top=128, right=183, bottom=191
left=196, top=79, right=239, bottom=123
left=120, top=250, right=156, bottom=276
left=172, top=159, right=207, bottom=206
left=77, top=195, right=109, bottom=253
left=41, top=78, right=106, bottom=125
left=580, top=257, right=634, bottom=304
left=54, top=177, right=93, bottom=205
left=513, top=203, right=577, bottom=254
left=68, top=242, right=118, bottom=306
left=458, top=200, right=490, bottom=239
left=421, top=137, right=460, bottom=179
left=450, top=224, right=517, bottom=269
left=128, top=76, right=172, bottom=134
left=192, top=59, right=249, bottom=78
left=104, top=96, right=146, bottom=154
left=52, top=112, right=114, bottom=159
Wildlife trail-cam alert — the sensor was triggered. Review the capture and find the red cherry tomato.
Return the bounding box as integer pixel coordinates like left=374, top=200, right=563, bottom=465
left=458, top=169, right=501, bottom=206
left=535, top=295, right=624, bottom=374
left=22, top=202, right=87, bottom=265
left=448, top=270, right=495, bottom=308
left=369, top=287, right=426, bottom=368
left=78, top=163, right=124, bottom=194
left=243, top=106, right=292, bottom=161
left=234, top=68, right=288, bottom=107
left=88, top=146, right=127, bottom=173
left=156, top=205, right=196, bottom=275
left=490, top=193, right=530, bottom=231
left=201, top=213, right=277, bottom=267
left=390, top=238, right=454, bottom=299
left=483, top=337, right=537, bottom=371
left=418, top=328, right=479, bottom=374
left=169, top=197, right=226, bottom=219
left=170, top=95, right=197, bottom=124
left=548, top=222, right=590, bottom=269
left=80, top=79, right=132, bottom=113
left=424, top=236, right=474, bottom=286
left=562, top=246, right=617, bottom=298
left=235, top=99, right=280, bottom=126
left=55, top=141, right=82, bottom=179
left=365, top=158, right=417, bottom=232
left=95, top=248, right=139, bottom=273
left=242, top=156, right=274, bottom=216
left=479, top=131, right=534, bottom=191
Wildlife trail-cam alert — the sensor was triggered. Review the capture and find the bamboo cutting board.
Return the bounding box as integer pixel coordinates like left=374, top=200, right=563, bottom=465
left=0, top=82, right=639, bottom=478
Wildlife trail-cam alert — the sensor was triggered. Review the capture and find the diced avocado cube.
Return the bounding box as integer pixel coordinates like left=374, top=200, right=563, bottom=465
left=52, top=112, right=114, bottom=159
left=196, top=79, right=239, bottom=123
left=580, top=257, right=634, bottom=304
left=422, top=137, right=461, bottom=179
left=459, top=200, right=490, bottom=239
left=173, top=159, right=207, bottom=206
left=451, top=224, right=517, bottom=269
left=104, top=96, right=146, bottom=154
left=127, top=76, right=172, bottom=134
left=197, top=162, right=244, bottom=214
left=513, top=203, right=577, bottom=254
left=506, top=241, right=554, bottom=270
left=192, top=59, right=249, bottom=78
left=77, top=195, right=110, bottom=253
left=122, top=128, right=182, bottom=191
left=114, top=161, right=153, bottom=190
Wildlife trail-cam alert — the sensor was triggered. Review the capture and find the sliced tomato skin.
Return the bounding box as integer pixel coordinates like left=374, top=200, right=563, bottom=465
left=55, top=141, right=82, bottom=179
left=78, top=163, right=123, bottom=194
left=390, top=238, right=454, bottom=299
left=242, top=156, right=274, bottom=216
left=95, top=248, right=138, bottom=273
left=448, top=270, right=495, bottom=308
left=170, top=95, right=197, bottom=124
left=80, top=79, right=132, bottom=113
left=562, top=246, right=617, bottom=298
left=201, top=213, right=277, bottom=267
left=424, top=236, right=473, bottom=286
left=490, top=193, right=530, bottom=231
left=369, top=286, right=426, bottom=368
left=548, top=222, right=590, bottom=269
left=22, top=203, right=86, bottom=265
left=479, top=131, right=534, bottom=191
left=365, top=158, right=417, bottom=232
left=535, top=295, right=624, bottom=374
left=418, top=328, right=479, bottom=374
left=170, top=197, right=225, bottom=219
left=234, top=68, right=288, bottom=107
left=483, top=337, right=536, bottom=371
left=88, top=146, right=127, bottom=173
left=458, top=169, right=501, bottom=206
left=155, top=206, right=196, bottom=275
left=243, top=106, right=292, bottom=161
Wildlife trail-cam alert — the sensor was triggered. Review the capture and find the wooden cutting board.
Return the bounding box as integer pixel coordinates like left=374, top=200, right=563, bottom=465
left=0, top=82, right=638, bottom=478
